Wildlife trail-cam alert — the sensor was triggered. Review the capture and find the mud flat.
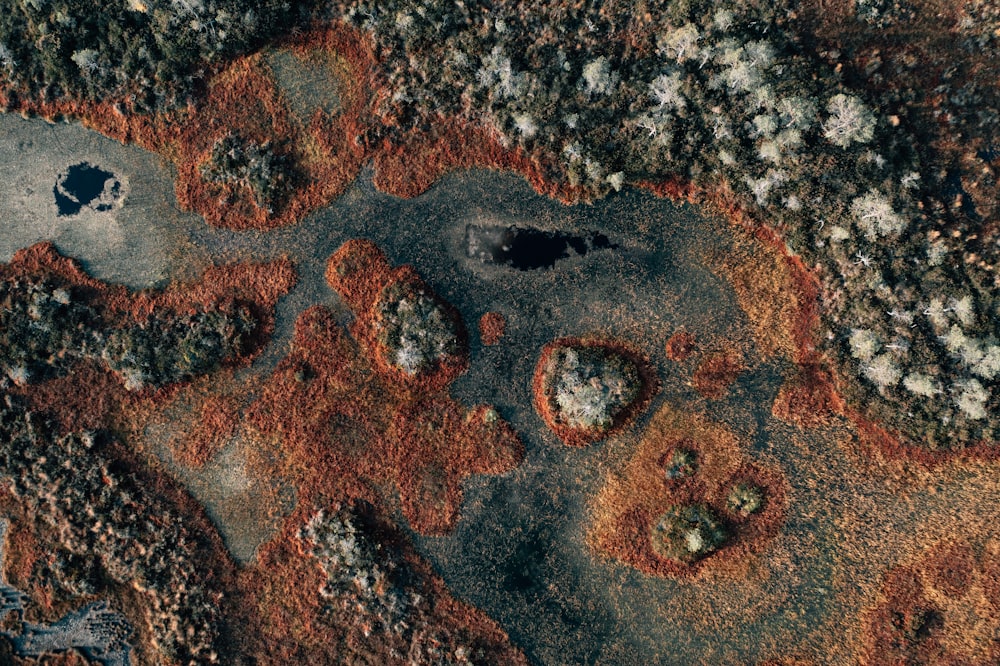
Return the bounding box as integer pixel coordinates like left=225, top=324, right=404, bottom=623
left=0, top=115, right=209, bottom=288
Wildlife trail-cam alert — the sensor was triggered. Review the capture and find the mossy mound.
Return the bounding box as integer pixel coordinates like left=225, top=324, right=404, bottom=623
left=542, top=344, right=641, bottom=431
left=650, top=503, right=728, bottom=564
left=373, top=280, right=464, bottom=377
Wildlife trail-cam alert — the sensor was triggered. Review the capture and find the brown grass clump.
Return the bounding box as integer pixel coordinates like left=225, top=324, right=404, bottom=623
left=532, top=337, right=660, bottom=447
left=589, top=402, right=788, bottom=579
left=479, top=312, right=506, bottom=346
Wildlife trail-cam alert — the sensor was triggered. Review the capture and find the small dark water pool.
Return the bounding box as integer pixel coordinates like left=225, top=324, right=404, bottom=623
left=465, top=224, right=616, bottom=270
left=54, top=162, right=120, bottom=216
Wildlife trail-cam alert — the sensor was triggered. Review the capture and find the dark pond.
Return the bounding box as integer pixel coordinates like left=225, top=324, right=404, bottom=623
left=54, top=162, right=120, bottom=216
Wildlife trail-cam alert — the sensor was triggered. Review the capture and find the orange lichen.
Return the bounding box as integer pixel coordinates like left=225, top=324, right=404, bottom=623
left=479, top=312, right=506, bottom=346
left=589, top=402, right=787, bottom=579
left=532, top=337, right=659, bottom=447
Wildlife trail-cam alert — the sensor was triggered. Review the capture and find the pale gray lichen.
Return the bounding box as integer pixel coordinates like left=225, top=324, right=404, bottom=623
left=543, top=344, right=641, bottom=431
left=375, top=281, right=462, bottom=376
left=298, top=507, right=411, bottom=636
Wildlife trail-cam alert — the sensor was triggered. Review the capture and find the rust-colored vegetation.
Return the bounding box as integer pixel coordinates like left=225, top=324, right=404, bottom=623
left=170, top=393, right=242, bottom=468
left=479, top=311, right=506, bottom=346
left=237, top=498, right=529, bottom=666
left=246, top=238, right=522, bottom=535
left=665, top=330, right=697, bottom=362
left=0, top=240, right=527, bottom=664
left=589, top=403, right=788, bottom=579
left=691, top=351, right=744, bottom=400
left=169, top=26, right=374, bottom=230
left=326, top=239, right=469, bottom=394
left=223, top=239, right=528, bottom=662
left=862, top=539, right=1000, bottom=665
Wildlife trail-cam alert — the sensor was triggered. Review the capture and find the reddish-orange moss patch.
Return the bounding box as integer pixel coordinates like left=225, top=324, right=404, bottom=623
left=170, top=394, right=241, bottom=468
left=369, top=116, right=588, bottom=204
left=665, top=330, right=696, bottom=361
left=862, top=539, right=1000, bottom=665
left=170, top=26, right=373, bottom=230
left=479, top=312, right=506, bottom=346
left=326, top=239, right=469, bottom=395
left=249, top=240, right=522, bottom=534
left=0, top=241, right=526, bottom=663
left=589, top=403, right=788, bottom=579
left=771, top=363, right=845, bottom=430
left=532, top=337, right=660, bottom=447
left=691, top=351, right=744, bottom=400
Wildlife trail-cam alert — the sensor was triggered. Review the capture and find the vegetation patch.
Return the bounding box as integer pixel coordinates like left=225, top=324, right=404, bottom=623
left=862, top=540, right=1000, bottom=665
left=533, top=338, right=658, bottom=446
left=589, top=403, right=787, bottom=579
left=327, top=239, right=469, bottom=392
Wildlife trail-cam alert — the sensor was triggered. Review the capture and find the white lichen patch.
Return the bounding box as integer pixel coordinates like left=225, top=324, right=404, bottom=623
left=375, top=282, right=462, bottom=376
left=849, top=328, right=880, bottom=361
left=863, top=353, right=901, bottom=388
left=955, top=379, right=990, bottom=420
left=544, top=344, right=641, bottom=431
left=903, top=372, right=939, bottom=397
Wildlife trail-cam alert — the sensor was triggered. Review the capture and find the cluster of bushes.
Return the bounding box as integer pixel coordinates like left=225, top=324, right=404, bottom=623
left=298, top=504, right=480, bottom=663
left=199, top=133, right=296, bottom=213
left=0, top=275, right=257, bottom=392
left=332, top=0, right=999, bottom=449
left=102, top=302, right=256, bottom=391
left=0, top=0, right=315, bottom=110
left=0, top=394, right=227, bottom=662
left=0, top=277, right=101, bottom=385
